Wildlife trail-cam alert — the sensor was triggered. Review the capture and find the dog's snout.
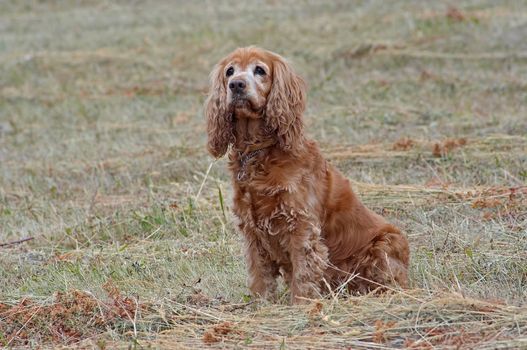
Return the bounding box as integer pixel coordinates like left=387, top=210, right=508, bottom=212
left=229, top=79, right=246, bottom=94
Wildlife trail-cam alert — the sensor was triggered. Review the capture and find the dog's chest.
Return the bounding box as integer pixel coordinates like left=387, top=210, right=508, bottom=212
left=234, top=185, right=294, bottom=262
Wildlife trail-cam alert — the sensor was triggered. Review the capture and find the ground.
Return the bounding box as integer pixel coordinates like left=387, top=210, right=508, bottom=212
left=0, top=0, right=526, bottom=349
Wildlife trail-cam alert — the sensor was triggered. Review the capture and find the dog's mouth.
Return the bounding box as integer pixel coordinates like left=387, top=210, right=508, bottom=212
left=229, top=97, right=264, bottom=119
left=231, top=97, right=252, bottom=109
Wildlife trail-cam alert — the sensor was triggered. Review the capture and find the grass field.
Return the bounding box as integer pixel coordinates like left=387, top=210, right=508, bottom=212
left=1, top=0, right=526, bottom=348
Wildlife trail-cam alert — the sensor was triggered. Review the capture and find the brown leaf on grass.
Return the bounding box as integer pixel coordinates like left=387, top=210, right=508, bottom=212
left=308, top=300, right=323, bottom=318
left=373, top=319, right=396, bottom=343
left=472, top=198, right=502, bottom=209
left=103, top=280, right=139, bottom=319
left=187, top=291, right=212, bottom=307
left=105, top=82, right=168, bottom=98
left=463, top=186, right=527, bottom=202
left=203, top=321, right=239, bottom=344
left=172, top=113, right=190, bottom=125
left=47, top=252, right=77, bottom=264
left=419, top=69, right=439, bottom=82
left=432, top=327, right=498, bottom=348
left=203, top=329, right=220, bottom=344
left=1, top=289, right=131, bottom=346
left=404, top=337, right=433, bottom=349
left=507, top=186, right=527, bottom=201
left=432, top=143, right=442, bottom=157
left=424, top=177, right=449, bottom=189
left=102, top=280, right=121, bottom=300
left=213, top=321, right=235, bottom=335
left=405, top=326, right=493, bottom=349
left=482, top=211, right=495, bottom=220
left=0, top=302, right=9, bottom=313
left=432, top=138, right=467, bottom=157
left=471, top=303, right=500, bottom=313
left=446, top=6, right=466, bottom=21
left=336, top=42, right=405, bottom=60
left=392, top=137, right=415, bottom=151
left=468, top=187, right=527, bottom=223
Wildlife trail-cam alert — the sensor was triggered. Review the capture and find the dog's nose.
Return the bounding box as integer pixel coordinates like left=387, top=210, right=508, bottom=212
left=229, top=80, right=246, bottom=94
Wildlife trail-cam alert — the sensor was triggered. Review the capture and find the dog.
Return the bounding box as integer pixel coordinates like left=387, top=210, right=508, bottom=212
left=205, top=47, right=409, bottom=304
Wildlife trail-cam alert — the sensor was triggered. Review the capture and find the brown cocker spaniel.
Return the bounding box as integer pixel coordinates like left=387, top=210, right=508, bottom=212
left=205, top=47, right=409, bottom=304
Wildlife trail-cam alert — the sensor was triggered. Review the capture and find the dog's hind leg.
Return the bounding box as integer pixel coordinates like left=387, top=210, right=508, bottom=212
left=349, top=226, right=410, bottom=293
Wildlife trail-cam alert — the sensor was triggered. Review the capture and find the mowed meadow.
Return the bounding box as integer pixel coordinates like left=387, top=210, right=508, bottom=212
left=1, top=1, right=526, bottom=348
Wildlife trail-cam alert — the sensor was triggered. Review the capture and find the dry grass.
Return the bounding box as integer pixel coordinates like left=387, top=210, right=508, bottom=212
left=1, top=0, right=526, bottom=348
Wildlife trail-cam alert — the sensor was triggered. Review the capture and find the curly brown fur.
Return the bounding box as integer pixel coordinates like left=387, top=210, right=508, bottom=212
left=205, top=47, right=410, bottom=304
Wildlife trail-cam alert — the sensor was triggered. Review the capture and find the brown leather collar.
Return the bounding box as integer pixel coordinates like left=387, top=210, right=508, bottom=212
left=240, top=139, right=277, bottom=157
left=236, top=139, right=276, bottom=181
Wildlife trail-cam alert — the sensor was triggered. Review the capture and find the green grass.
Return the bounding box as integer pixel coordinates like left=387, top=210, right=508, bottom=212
left=0, top=0, right=526, bottom=348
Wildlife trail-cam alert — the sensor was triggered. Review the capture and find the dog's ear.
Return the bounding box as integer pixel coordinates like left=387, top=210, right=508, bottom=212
left=205, top=62, right=233, bottom=158
left=265, top=54, right=306, bottom=150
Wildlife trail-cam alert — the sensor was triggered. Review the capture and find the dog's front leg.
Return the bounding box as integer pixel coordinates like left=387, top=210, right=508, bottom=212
left=243, top=233, right=279, bottom=300
left=287, top=222, right=329, bottom=304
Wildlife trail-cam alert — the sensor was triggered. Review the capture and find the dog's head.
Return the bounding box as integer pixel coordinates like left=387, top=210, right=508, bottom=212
left=205, top=47, right=306, bottom=158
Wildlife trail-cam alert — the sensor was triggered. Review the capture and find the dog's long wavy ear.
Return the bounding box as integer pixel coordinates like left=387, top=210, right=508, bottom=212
left=265, top=54, right=306, bottom=150
left=205, top=62, right=233, bottom=158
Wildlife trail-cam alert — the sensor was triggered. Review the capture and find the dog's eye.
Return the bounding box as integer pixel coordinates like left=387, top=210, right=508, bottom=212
left=254, top=66, right=266, bottom=76
left=226, top=67, right=234, bottom=77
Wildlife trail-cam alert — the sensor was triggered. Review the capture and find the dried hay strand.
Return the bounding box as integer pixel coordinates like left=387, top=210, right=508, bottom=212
left=326, top=135, right=526, bottom=161
left=70, top=290, right=527, bottom=349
